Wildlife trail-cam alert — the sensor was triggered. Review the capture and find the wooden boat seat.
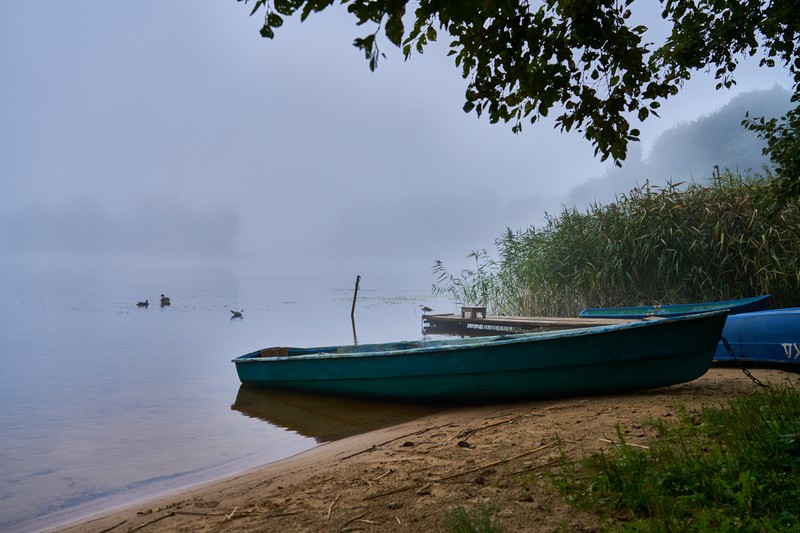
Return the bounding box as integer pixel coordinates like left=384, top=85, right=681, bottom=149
left=259, top=347, right=289, bottom=358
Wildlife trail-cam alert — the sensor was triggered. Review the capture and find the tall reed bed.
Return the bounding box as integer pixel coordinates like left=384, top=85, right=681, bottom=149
left=434, top=171, right=800, bottom=316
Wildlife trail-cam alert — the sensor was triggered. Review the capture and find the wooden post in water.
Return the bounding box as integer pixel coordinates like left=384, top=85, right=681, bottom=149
left=351, top=275, right=361, bottom=318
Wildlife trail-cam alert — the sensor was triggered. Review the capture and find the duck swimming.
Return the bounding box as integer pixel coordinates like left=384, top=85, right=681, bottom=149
left=160, top=294, right=171, bottom=306
left=137, top=300, right=149, bottom=308
left=231, top=309, right=243, bottom=319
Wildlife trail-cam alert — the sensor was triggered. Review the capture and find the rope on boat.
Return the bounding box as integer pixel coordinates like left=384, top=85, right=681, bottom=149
left=721, top=336, right=766, bottom=388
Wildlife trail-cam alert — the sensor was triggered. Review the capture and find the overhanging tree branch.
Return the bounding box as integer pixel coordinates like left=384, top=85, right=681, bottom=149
left=239, top=0, right=800, bottom=201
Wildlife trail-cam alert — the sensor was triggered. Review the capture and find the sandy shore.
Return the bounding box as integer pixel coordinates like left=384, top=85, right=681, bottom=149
left=54, top=367, right=797, bottom=533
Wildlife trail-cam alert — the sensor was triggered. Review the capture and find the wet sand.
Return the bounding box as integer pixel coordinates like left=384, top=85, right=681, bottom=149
left=54, top=367, right=797, bottom=533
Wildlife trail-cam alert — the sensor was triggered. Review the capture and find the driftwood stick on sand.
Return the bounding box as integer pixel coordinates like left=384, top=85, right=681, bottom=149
left=373, top=469, right=394, bottom=481
left=429, top=417, right=519, bottom=449
left=363, top=442, right=558, bottom=501
left=98, top=519, right=128, bottom=533
left=363, top=483, right=420, bottom=501
left=455, top=417, right=519, bottom=441
left=171, top=510, right=301, bottom=518
left=415, top=483, right=432, bottom=495
left=340, top=511, right=369, bottom=529
left=327, top=494, right=340, bottom=519
left=501, top=458, right=562, bottom=479
left=437, top=441, right=558, bottom=481
left=125, top=512, right=174, bottom=532
left=599, top=437, right=650, bottom=449
left=339, top=424, right=454, bottom=461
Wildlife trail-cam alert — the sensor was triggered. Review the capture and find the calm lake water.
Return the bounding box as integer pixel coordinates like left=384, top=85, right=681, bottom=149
left=0, top=259, right=449, bottom=532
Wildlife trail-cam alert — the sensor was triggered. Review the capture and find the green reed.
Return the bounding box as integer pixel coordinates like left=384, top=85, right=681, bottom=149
left=444, top=504, right=503, bottom=533
left=433, top=170, right=800, bottom=316
left=551, top=383, right=800, bottom=531
left=432, top=250, right=498, bottom=309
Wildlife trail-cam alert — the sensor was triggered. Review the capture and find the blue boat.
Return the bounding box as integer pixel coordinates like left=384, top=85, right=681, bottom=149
left=578, top=294, right=771, bottom=319
left=716, top=307, right=800, bottom=365
left=232, top=311, right=727, bottom=402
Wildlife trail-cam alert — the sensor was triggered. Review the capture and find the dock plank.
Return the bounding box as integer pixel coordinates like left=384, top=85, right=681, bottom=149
left=422, top=313, right=641, bottom=334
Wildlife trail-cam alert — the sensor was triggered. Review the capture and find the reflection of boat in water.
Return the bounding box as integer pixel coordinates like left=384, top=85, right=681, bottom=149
left=231, top=385, right=440, bottom=443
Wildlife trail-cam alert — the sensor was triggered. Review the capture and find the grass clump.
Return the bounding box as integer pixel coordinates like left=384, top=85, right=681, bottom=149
left=553, top=383, right=800, bottom=531
left=444, top=504, right=503, bottom=533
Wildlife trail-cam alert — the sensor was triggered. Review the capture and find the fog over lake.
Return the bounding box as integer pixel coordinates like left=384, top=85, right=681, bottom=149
left=0, top=3, right=791, bottom=282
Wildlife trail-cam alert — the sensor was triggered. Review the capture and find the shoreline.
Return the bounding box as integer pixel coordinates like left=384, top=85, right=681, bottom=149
left=48, top=407, right=475, bottom=533
left=53, top=367, right=798, bottom=533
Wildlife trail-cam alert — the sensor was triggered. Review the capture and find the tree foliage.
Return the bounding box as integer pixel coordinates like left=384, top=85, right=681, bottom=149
left=240, top=0, right=800, bottom=200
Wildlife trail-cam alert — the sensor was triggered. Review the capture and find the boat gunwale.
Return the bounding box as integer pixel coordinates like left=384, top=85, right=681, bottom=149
left=232, top=310, right=727, bottom=364
left=578, top=294, right=770, bottom=318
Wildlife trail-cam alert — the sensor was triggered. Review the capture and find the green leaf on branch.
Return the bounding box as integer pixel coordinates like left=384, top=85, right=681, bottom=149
left=259, top=24, right=275, bottom=39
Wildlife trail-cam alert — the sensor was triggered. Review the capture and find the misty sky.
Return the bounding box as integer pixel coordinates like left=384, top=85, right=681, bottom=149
left=0, top=2, right=792, bottom=285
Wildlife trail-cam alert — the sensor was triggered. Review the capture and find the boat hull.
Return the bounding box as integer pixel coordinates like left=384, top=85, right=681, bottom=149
left=579, top=295, right=770, bottom=319
left=233, top=312, right=727, bottom=402
left=715, top=307, right=800, bottom=365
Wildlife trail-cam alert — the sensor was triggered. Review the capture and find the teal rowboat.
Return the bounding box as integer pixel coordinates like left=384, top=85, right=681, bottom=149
left=232, top=311, right=727, bottom=402
left=579, top=295, right=770, bottom=319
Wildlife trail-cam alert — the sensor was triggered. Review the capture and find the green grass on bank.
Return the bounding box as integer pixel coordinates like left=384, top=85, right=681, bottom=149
left=551, top=383, right=800, bottom=531
left=444, top=504, right=503, bottom=533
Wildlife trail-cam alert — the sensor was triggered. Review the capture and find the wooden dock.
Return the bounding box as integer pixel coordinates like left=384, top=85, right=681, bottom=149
left=422, top=313, right=639, bottom=334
